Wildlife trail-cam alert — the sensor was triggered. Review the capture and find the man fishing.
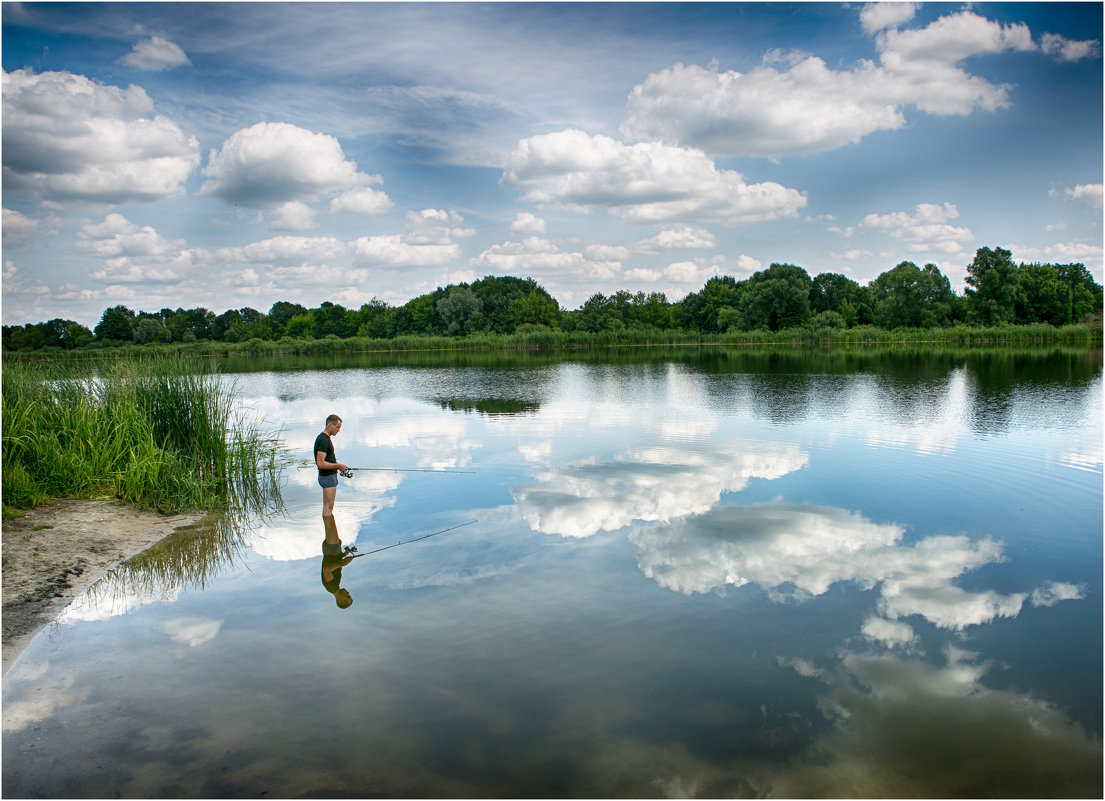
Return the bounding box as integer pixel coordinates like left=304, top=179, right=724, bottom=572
left=314, top=414, right=350, bottom=517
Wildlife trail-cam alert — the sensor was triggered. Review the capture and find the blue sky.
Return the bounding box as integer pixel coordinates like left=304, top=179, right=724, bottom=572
left=2, top=1, right=1102, bottom=328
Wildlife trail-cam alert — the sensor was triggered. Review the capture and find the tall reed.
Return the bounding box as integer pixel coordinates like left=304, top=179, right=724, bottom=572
left=2, top=356, right=283, bottom=514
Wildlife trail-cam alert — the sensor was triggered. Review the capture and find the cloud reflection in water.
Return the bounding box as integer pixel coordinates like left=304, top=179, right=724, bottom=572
left=629, top=501, right=1070, bottom=633
left=513, top=440, right=808, bottom=538
left=628, top=501, right=1097, bottom=797
left=765, top=645, right=1103, bottom=798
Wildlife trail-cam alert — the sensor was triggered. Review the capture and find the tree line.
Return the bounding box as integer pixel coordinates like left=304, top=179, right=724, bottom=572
left=4, top=247, right=1101, bottom=352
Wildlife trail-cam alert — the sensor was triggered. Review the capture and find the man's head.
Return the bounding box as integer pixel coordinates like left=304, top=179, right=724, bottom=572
left=335, top=589, right=353, bottom=608
left=325, top=414, right=343, bottom=435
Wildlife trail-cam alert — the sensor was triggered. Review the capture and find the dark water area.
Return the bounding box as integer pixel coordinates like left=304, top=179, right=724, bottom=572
left=3, top=348, right=1101, bottom=798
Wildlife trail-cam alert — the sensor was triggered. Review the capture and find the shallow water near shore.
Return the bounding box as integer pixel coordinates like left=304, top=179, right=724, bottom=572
left=3, top=348, right=1101, bottom=798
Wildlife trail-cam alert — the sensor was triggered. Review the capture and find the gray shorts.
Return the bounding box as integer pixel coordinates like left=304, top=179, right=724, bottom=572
left=318, top=473, right=339, bottom=489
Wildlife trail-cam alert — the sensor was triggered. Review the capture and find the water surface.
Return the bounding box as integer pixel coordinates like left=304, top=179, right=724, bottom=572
left=3, top=348, right=1101, bottom=798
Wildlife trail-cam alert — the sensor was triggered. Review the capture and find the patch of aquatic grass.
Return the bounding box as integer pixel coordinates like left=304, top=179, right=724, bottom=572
left=2, top=355, right=284, bottom=514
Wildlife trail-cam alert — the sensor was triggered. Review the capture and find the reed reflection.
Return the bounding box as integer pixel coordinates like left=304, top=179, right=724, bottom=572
left=64, top=478, right=283, bottom=623
left=321, top=514, right=356, bottom=609
left=67, top=511, right=250, bottom=622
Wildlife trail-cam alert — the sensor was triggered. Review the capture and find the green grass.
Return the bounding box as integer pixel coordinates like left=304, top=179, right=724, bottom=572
left=19, top=320, right=1096, bottom=359
left=2, top=355, right=283, bottom=515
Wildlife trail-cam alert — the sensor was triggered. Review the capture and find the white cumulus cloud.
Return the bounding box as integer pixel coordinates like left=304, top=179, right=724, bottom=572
left=1059, top=183, right=1103, bottom=210
left=119, top=36, right=192, bottom=71
left=620, top=8, right=1036, bottom=158
left=859, top=202, right=972, bottom=253
left=2, top=68, right=200, bottom=205
left=639, top=225, right=718, bottom=251
left=350, top=208, right=471, bottom=268
left=860, top=2, right=918, bottom=35
left=270, top=201, right=319, bottom=232
left=403, top=208, right=476, bottom=245
left=474, top=236, right=622, bottom=282
left=510, top=212, right=548, bottom=235
left=77, top=213, right=184, bottom=259
left=501, top=129, right=806, bottom=225
left=2, top=207, right=58, bottom=247
left=200, top=122, right=381, bottom=208
left=220, top=235, right=348, bottom=267
left=330, top=185, right=393, bottom=216
left=350, top=235, right=459, bottom=268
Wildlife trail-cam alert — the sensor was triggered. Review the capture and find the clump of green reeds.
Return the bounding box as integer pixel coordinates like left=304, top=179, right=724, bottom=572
left=2, top=356, right=283, bottom=514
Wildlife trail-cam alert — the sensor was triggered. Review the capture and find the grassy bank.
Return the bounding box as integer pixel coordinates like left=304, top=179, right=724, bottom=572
left=9, top=320, right=1100, bottom=360
left=2, top=356, right=283, bottom=516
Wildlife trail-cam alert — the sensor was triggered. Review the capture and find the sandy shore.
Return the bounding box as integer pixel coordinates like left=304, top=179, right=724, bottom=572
left=2, top=499, right=204, bottom=676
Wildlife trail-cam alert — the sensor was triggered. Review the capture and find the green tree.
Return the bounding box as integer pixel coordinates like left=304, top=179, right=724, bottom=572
left=626, top=291, right=671, bottom=329
left=354, top=299, right=393, bottom=338
left=268, top=301, right=308, bottom=338
left=470, top=276, right=546, bottom=333
left=509, top=290, right=561, bottom=329
left=166, top=307, right=215, bottom=341
left=1017, top=262, right=1103, bottom=326
left=285, top=314, right=313, bottom=339
left=811, top=272, right=871, bottom=325
left=681, top=276, right=740, bottom=332
left=94, top=305, right=136, bottom=343
left=437, top=286, right=482, bottom=336
left=402, top=293, right=442, bottom=335
left=244, top=316, right=275, bottom=340
left=133, top=317, right=171, bottom=344
left=212, top=309, right=242, bottom=341
left=63, top=322, right=93, bottom=349
left=1016, top=263, right=1067, bottom=325
left=966, top=246, right=1021, bottom=325
left=578, top=293, right=624, bottom=332
left=837, top=299, right=860, bottom=328
left=3, top=323, right=46, bottom=351
left=1056, top=263, right=1102, bottom=324
left=738, top=263, right=811, bottom=331
left=313, top=302, right=352, bottom=338
left=716, top=306, right=742, bottom=332
left=870, top=262, right=955, bottom=328
left=806, top=310, right=847, bottom=331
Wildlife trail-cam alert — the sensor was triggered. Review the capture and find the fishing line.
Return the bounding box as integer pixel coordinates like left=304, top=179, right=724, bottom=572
left=348, top=520, right=477, bottom=558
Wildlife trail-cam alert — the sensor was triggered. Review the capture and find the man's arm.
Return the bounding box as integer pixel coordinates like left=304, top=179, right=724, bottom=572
left=316, top=450, right=349, bottom=472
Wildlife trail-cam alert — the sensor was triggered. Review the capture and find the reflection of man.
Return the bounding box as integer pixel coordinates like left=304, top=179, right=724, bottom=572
left=321, top=514, right=354, bottom=609
left=314, top=414, right=349, bottom=518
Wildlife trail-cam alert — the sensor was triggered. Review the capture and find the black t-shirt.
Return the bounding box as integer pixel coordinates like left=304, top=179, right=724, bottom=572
left=314, top=431, right=337, bottom=476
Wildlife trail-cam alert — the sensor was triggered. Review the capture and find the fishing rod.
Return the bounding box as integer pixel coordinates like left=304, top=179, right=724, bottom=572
left=348, top=520, right=477, bottom=558
left=295, top=463, right=474, bottom=475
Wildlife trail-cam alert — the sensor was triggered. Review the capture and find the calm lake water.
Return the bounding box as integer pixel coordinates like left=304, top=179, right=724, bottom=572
left=3, top=348, right=1102, bottom=798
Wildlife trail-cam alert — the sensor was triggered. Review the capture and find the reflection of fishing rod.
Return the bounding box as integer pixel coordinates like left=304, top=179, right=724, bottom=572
left=348, top=520, right=477, bottom=558
left=295, top=463, right=474, bottom=475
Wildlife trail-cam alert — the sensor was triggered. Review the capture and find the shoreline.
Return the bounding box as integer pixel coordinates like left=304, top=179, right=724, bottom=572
left=1, top=498, right=205, bottom=676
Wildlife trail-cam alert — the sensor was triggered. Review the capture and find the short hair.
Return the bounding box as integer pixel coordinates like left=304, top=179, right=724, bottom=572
left=326, top=414, right=343, bottom=425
